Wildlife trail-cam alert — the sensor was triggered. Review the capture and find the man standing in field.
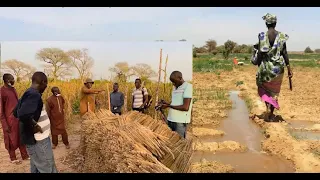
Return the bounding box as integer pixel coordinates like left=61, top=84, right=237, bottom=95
left=160, top=71, right=193, bottom=138
left=110, top=83, right=124, bottom=115
left=132, top=78, right=149, bottom=113
left=1, top=73, right=29, bottom=164
left=15, top=71, right=58, bottom=173
left=46, top=87, right=70, bottom=149
left=79, top=78, right=105, bottom=117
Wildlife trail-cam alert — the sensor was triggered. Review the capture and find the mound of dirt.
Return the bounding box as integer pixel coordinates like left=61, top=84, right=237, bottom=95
left=262, top=123, right=320, bottom=172
left=192, top=127, right=225, bottom=137
left=310, top=124, right=320, bottom=132
left=193, top=141, right=247, bottom=153
left=66, top=110, right=193, bottom=173
left=190, top=159, right=235, bottom=173
left=289, top=124, right=320, bottom=132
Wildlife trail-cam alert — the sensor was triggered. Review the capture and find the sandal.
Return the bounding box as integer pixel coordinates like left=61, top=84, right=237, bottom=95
left=11, top=160, right=22, bottom=165
left=52, top=145, right=57, bottom=149
left=65, top=145, right=70, bottom=149
left=268, top=114, right=276, bottom=122
left=22, top=157, right=30, bottom=160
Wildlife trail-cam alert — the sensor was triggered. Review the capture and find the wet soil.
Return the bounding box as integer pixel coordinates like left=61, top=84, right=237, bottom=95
left=191, top=91, right=295, bottom=173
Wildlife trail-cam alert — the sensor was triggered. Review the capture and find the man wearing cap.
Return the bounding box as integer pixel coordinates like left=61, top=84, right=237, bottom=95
left=79, top=78, right=104, bottom=117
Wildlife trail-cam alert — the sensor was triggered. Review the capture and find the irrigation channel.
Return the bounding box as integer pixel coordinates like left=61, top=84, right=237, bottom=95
left=191, top=91, right=295, bottom=173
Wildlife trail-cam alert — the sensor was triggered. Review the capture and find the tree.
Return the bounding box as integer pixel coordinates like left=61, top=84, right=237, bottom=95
left=314, top=49, right=320, bottom=53
left=223, top=40, right=237, bottom=60
left=1, top=59, right=36, bottom=82
left=67, top=48, right=94, bottom=81
left=36, top=48, right=72, bottom=81
left=109, top=62, right=134, bottom=82
left=304, top=46, right=314, bottom=53
left=247, top=45, right=253, bottom=54
left=233, top=44, right=249, bottom=53
left=216, top=45, right=225, bottom=53
left=194, top=46, right=207, bottom=53
left=193, top=48, right=197, bottom=58
left=211, top=49, right=218, bottom=55
left=233, top=45, right=242, bottom=53
left=131, top=63, right=157, bottom=82
left=205, top=39, right=217, bottom=53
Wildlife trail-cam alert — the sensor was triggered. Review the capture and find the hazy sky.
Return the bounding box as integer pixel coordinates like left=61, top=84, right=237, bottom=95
left=0, top=7, right=319, bottom=50
left=1, top=41, right=192, bottom=81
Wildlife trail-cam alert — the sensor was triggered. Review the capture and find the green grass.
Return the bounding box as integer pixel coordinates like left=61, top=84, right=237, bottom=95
left=194, top=88, right=229, bottom=101
left=290, top=60, right=320, bottom=68
left=288, top=53, right=320, bottom=60
left=193, top=88, right=231, bottom=109
left=196, top=53, right=320, bottom=60
left=193, top=58, right=234, bottom=73
left=193, top=53, right=320, bottom=72
left=243, top=95, right=254, bottom=112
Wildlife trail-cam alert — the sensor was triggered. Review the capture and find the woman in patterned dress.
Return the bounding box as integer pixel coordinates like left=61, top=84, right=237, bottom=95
left=251, top=13, right=293, bottom=121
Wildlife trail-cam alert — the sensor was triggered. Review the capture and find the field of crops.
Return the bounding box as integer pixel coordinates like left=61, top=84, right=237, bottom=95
left=9, top=80, right=173, bottom=124
left=193, top=53, right=320, bottom=73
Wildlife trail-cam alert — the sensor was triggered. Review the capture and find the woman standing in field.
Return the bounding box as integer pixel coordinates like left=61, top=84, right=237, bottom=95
left=79, top=78, right=104, bottom=117
left=251, top=13, right=293, bottom=122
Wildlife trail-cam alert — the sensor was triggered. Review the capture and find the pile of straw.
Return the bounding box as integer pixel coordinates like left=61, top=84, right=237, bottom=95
left=67, top=110, right=193, bottom=173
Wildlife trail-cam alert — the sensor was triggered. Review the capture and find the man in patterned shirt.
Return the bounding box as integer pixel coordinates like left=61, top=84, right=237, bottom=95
left=132, top=78, right=148, bottom=113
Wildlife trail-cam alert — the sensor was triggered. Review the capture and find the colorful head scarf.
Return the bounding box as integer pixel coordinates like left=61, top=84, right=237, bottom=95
left=262, top=13, right=277, bottom=24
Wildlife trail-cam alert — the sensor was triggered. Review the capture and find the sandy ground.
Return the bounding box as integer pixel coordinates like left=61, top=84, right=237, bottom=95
left=193, top=141, right=247, bottom=153
left=0, top=121, right=81, bottom=173
left=190, top=159, right=235, bottom=173
left=192, top=66, right=320, bottom=173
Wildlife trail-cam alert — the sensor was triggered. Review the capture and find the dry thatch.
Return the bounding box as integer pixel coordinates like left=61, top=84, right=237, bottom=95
left=66, top=110, right=193, bottom=173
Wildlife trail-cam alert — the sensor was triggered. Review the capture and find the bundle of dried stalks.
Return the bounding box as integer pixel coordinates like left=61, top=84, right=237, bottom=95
left=67, top=109, right=193, bottom=173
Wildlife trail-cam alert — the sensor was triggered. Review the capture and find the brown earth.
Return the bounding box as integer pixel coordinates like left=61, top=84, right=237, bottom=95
left=190, top=159, right=235, bottom=173
left=193, top=141, right=247, bottom=153
left=0, top=120, right=81, bottom=173
left=192, top=66, right=320, bottom=173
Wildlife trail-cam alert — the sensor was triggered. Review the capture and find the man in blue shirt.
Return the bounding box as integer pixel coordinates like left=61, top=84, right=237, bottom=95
left=160, top=71, right=193, bottom=138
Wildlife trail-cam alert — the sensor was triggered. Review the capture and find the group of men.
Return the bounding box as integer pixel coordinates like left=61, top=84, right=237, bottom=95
left=79, top=77, right=150, bottom=116
left=0, top=70, right=192, bottom=173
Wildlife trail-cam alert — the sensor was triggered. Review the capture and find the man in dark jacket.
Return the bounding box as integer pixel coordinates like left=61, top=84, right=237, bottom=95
left=110, top=83, right=124, bottom=115
left=15, top=71, right=58, bottom=173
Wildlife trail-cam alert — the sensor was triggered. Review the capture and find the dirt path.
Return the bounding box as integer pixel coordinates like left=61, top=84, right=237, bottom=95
left=0, top=121, right=81, bottom=173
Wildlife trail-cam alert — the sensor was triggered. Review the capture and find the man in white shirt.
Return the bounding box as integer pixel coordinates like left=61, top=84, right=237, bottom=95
left=160, top=71, right=193, bottom=138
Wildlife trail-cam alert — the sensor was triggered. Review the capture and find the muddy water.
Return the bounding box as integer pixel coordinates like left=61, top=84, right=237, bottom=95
left=288, top=130, right=320, bottom=140
left=201, top=91, right=263, bottom=151
left=192, top=91, right=295, bottom=173
left=286, top=120, right=316, bottom=129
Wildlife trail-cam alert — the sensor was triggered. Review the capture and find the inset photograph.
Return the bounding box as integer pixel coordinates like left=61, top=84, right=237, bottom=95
left=0, top=41, right=193, bottom=173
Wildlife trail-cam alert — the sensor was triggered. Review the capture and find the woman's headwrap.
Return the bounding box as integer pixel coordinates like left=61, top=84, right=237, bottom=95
left=262, top=13, right=277, bottom=24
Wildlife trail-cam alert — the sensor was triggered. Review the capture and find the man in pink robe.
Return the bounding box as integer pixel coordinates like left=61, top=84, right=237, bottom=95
left=0, top=73, right=29, bottom=164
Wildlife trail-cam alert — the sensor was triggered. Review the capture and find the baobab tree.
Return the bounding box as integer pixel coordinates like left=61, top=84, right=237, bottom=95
left=67, top=48, right=94, bottom=81
left=109, top=62, right=134, bottom=82
left=36, top=48, right=72, bottom=81
left=1, top=59, right=36, bottom=82
left=131, top=63, right=157, bottom=83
